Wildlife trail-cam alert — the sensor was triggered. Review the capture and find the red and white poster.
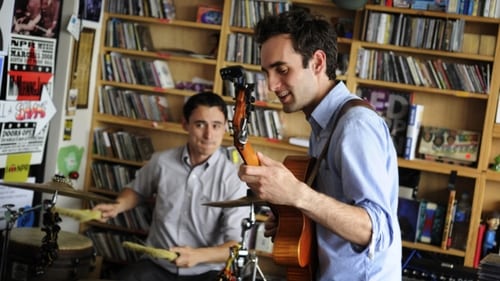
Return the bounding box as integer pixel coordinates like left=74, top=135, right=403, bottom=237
left=7, top=34, right=55, bottom=101
left=0, top=34, right=56, bottom=167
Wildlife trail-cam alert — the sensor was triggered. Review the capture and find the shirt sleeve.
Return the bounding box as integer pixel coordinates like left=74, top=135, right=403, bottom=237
left=335, top=109, right=399, bottom=253
left=129, top=152, right=162, bottom=198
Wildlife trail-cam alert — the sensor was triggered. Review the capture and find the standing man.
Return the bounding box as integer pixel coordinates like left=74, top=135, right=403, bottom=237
left=94, top=92, right=249, bottom=281
left=238, top=9, right=401, bottom=280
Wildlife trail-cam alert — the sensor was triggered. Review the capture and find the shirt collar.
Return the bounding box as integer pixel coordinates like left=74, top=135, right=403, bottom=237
left=181, top=145, right=222, bottom=170
left=309, top=81, right=352, bottom=132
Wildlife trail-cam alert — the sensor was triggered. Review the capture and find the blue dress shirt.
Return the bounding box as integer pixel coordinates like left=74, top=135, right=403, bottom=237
left=309, top=82, right=402, bottom=281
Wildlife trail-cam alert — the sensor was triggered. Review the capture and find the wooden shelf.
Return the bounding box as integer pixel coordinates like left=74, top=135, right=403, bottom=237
left=107, top=13, right=223, bottom=30
left=82, top=0, right=500, bottom=272
left=356, top=79, right=490, bottom=99
left=402, top=241, right=465, bottom=257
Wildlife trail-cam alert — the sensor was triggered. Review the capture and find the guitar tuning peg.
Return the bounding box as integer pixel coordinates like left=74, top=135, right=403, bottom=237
left=249, top=105, right=255, bottom=111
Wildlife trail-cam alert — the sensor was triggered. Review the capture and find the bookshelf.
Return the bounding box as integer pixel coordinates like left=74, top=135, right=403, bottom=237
left=82, top=0, right=365, bottom=277
left=81, top=0, right=500, bottom=275
left=347, top=4, right=500, bottom=268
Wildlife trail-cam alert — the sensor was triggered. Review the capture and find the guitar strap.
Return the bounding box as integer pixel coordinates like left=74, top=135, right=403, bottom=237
left=305, top=99, right=373, bottom=186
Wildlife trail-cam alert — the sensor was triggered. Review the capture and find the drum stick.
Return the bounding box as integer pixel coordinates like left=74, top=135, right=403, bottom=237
left=122, top=241, right=178, bottom=261
left=52, top=207, right=102, bottom=222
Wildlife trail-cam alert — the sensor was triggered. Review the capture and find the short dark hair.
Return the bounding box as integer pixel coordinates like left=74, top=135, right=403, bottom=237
left=254, top=8, right=338, bottom=80
left=183, top=92, right=228, bottom=121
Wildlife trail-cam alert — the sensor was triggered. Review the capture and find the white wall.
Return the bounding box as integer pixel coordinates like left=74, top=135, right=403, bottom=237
left=42, top=2, right=102, bottom=232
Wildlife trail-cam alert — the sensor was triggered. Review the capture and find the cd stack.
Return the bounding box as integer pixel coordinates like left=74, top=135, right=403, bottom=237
left=478, top=253, right=500, bottom=281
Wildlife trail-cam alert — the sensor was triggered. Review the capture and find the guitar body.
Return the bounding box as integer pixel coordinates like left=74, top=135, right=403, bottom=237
left=272, top=155, right=316, bottom=281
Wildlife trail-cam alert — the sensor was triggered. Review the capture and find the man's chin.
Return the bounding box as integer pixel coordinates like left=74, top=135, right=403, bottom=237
left=199, top=145, right=217, bottom=155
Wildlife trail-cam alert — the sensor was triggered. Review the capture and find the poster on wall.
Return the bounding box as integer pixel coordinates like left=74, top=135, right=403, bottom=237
left=0, top=34, right=56, bottom=168
left=0, top=87, right=56, bottom=167
left=6, top=34, right=55, bottom=101
left=81, top=0, right=103, bottom=23
left=12, top=0, right=61, bottom=39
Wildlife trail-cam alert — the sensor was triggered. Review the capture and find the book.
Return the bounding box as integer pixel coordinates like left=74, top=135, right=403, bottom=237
left=358, top=87, right=413, bottom=157
left=474, top=223, right=486, bottom=268
left=397, top=197, right=421, bottom=242
left=135, top=23, right=155, bottom=51
left=418, top=126, right=480, bottom=163
left=133, top=135, right=155, bottom=161
left=404, top=104, right=425, bottom=160
left=415, top=200, right=428, bottom=242
left=441, top=170, right=458, bottom=249
left=196, top=5, right=222, bottom=24
left=161, top=0, right=176, bottom=20
left=152, top=60, right=175, bottom=88
left=418, top=201, right=437, bottom=243
left=430, top=203, right=445, bottom=246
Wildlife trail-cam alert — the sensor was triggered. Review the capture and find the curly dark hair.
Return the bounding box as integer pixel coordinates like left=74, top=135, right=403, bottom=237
left=254, top=8, right=338, bottom=81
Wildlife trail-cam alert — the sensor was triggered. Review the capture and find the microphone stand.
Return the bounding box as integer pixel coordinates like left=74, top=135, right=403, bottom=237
left=235, top=202, right=267, bottom=281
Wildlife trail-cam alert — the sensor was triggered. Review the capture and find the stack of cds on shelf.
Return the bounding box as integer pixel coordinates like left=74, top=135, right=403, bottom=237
left=478, top=253, right=500, bottom=280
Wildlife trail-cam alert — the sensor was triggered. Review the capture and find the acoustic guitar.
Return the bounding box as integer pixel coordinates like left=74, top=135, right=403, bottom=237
left=220, top=66, right=315, bottom=281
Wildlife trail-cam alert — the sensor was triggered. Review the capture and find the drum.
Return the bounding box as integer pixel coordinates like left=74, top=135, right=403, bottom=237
left=6, top=227, right=95, bottom=281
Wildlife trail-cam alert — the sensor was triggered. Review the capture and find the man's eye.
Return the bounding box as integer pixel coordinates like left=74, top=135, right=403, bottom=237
left=195, top=122, right=206, bottom=129
left=277, top=67, right=288, bottom=75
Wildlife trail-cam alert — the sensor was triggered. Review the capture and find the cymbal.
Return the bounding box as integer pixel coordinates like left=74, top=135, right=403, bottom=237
left=203, top=195, right=266, bottom=208
left=1, top=181, right=116, bottom=203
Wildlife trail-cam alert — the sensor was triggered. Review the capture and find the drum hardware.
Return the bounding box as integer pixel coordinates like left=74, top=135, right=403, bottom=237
left=38, top=191, right=62, bottom=276
left=1, top=192, right=60, bottom=281
left=216, top=200, right=267, bottom=281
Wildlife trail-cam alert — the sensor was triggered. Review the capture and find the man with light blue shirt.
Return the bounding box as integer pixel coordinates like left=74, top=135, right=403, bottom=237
left=238, top=9, right=402, bottom=281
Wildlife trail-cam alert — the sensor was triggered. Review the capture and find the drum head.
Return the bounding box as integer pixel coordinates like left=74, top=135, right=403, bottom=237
left=9, top=227, right=93, bottom=251
left=6, top=228, right=95, bottom=281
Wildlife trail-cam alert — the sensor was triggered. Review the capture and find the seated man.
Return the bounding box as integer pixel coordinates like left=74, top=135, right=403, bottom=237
left=94, top=92, right=249, bottom=281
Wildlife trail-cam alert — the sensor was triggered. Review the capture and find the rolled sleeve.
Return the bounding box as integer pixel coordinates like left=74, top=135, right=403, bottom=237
left=358, top=200, right=396, bottom=259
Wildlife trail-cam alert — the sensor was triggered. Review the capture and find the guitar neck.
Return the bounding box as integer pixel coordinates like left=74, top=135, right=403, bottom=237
left=236, top=142, right=259, bottom=166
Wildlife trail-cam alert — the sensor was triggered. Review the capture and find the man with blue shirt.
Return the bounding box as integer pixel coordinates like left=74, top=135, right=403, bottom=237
left=238, top=9, right=402, bottom=281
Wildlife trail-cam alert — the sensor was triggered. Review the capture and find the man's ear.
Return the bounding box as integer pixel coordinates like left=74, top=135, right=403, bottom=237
left=312, top=49, right=327, bottom=74
left=182, top=118, right=188, bottom=131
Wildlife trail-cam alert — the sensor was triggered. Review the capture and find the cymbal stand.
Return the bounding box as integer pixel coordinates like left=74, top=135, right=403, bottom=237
left=36, top=191, right=61, bottom=276
left=218, top=202, right=267, bottom=281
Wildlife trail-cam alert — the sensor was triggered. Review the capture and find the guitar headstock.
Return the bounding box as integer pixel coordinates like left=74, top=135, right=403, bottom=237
left=220, top=66, right=259, bottom=166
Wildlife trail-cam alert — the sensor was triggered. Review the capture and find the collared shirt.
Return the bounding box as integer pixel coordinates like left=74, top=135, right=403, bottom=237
left=129, top=145, right=249, bottom=275
left=309, top=82, right=402, bottom=281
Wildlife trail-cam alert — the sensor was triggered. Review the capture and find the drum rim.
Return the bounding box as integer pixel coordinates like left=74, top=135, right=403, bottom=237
left=9, top=227, right=94, bottom=250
